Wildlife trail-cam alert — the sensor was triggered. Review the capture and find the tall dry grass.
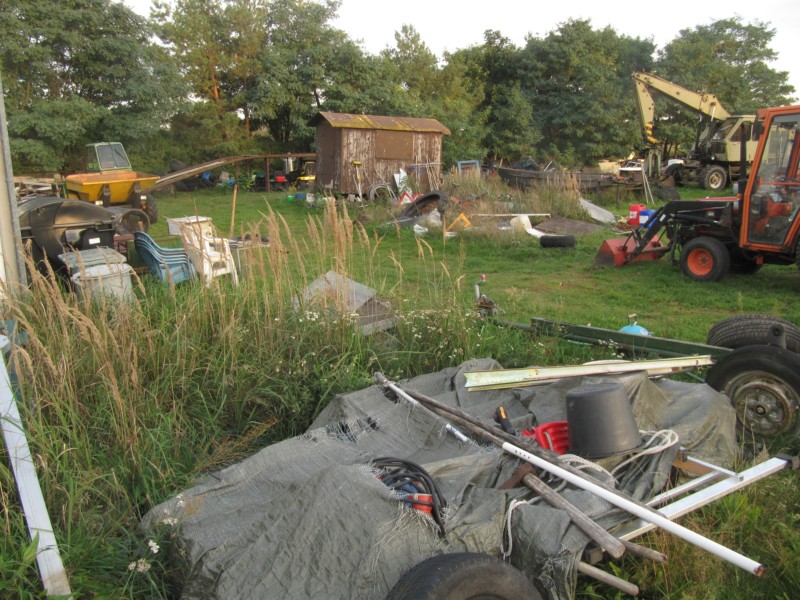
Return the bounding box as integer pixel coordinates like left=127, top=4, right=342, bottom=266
left=1, top=198, right=543, bottom=597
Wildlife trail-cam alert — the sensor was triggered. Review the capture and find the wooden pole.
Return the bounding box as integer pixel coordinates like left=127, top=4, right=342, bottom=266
left=229, top=185, right=238, bottom=239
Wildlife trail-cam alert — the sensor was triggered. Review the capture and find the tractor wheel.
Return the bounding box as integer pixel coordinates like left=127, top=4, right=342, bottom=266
left=728, top=247, right=762, bottom=274
left=700, top=165, right=727, bottom=191
left=707, top=314, right=800, bottom=353
left=386, top=553, right=542, bottom=600
left=540, top=234, right=576, bottom=248
left=706, top=345, right=800, bottom=440
left=679, top=236, right=730, bottom=281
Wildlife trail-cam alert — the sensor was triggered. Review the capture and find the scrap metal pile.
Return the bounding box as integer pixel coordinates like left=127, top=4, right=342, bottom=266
left=143, top=358, right=792, bottom=599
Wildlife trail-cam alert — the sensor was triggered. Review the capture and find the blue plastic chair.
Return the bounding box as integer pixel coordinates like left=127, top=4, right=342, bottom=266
left=133, top=232, right=195, bottom=284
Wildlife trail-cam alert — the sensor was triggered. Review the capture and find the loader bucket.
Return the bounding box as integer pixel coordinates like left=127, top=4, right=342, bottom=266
left=595, top=236, right=666, bottom=267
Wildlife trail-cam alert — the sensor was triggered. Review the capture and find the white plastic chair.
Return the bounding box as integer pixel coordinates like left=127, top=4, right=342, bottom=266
left=180, top=226, right=239, bottom=287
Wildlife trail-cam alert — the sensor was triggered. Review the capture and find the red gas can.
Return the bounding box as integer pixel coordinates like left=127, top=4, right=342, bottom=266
left=628, top=204, right=646, bottom=227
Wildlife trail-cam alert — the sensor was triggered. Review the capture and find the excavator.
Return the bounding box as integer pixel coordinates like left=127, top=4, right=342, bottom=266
left=597, top=103, right=800, bottom=282
left=633, top=72, right=756, bottom=191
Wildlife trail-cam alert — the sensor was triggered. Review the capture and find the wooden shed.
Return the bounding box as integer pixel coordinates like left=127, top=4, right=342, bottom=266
left=310, top=112, right=451, bottom=196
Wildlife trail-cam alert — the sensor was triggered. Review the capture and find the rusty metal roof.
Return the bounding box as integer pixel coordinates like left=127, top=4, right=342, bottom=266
left=311, top=112, right=451, bottom=135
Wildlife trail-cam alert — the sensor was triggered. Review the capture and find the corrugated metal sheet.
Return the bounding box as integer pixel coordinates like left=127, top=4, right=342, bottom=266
left=311, top=112, right=451, bottom=135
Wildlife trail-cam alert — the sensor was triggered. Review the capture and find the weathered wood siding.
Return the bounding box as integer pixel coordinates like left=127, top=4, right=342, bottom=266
left=313, top=115, right=447, bottom=195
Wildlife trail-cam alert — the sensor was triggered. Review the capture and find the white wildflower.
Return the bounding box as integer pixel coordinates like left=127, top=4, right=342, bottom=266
left=148, top=540, right=160, bottom=554
left=129, top=558, right=151, bottom=573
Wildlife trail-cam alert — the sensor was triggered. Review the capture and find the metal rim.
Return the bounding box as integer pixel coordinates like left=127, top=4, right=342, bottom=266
left=686, top=248, right=714, bottom=277
left=722, top=370, right=800, bottom=436
left=706, top=169, right=725, bottom=189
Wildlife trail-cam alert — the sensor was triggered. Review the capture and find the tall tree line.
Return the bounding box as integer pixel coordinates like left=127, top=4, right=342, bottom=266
left=1, top=0, right=795, bottom=174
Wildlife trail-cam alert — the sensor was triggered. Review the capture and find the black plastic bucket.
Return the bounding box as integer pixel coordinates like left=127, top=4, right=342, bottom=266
left=566, top=382, right=642, bottom=459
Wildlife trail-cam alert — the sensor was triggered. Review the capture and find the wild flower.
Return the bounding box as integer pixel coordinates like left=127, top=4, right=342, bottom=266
left=128, top=558, right=151, bottom=573
left=148, top=540, right=160, bottom=554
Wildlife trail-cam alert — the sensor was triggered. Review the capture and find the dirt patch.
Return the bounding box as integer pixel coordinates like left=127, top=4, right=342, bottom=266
left=533, top=216, right=605, bottom=236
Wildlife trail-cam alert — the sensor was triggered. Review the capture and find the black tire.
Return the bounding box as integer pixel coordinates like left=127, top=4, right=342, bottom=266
left=142, top=194, right=158, bottom=224
left=700, top=165, right=727, bottom=191
left=679, top=236, right=730, bottom=282
left=398, top=191, right=449, bottom=219
left=656, top=186, right=680, bottom=201
left=540, top=234, right=576, bottom=248
left=728, top=247, right=762, bottom=274
left=707, top=314, right=800, bottom=353
left=386, top=553, right=542, bottom=600
left=706, top=345, right=800, bottom=439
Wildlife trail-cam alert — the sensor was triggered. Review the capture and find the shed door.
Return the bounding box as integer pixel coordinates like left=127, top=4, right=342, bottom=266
left=375, top=131, right=413, bottom=161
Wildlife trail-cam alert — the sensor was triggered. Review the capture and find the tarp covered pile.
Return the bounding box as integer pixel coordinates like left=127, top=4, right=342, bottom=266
left=144, top=359, right=736, bottom=599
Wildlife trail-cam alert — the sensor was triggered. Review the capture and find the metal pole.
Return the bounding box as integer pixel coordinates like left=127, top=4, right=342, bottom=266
left=502, top=442, right=763, bottom=575
left=374, top=373, right=469, bottom=443
left=392, top=379, right=764, bottom=576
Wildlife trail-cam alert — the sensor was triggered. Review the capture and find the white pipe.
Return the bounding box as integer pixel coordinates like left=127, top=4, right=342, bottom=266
left=502, top=441, right=763, bottom=576
left=1, top=339, right=72, bottom=596
left=384, top=380, right=470, bottom=443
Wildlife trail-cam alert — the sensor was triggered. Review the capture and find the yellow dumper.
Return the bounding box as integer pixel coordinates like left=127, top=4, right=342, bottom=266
left=65, top=142, right=160, bottom=223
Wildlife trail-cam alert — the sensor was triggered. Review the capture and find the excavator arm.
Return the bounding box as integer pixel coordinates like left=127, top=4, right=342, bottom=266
left=633, top=72, right=731, bottom=145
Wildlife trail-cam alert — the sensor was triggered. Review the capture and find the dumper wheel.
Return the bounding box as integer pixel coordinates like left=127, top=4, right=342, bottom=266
left=386, top=553, right=542, bottom=600
left=706, top=345, right=800, bottom=440
left=700, top=165, right=727, bottom=191
left=142, top=194, right=158, bottom=224
left=680, top=236, right=730, bottom=281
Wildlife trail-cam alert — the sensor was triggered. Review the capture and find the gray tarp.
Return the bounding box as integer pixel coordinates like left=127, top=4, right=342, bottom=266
left=143, top=359, right=736, bottom=599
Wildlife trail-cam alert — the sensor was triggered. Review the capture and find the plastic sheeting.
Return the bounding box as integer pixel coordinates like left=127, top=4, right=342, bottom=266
left=143, top=359, right=736, bottom=599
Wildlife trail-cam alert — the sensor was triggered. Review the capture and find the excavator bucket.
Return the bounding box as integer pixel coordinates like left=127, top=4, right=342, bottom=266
left=595, top=236, right=666, bottom=267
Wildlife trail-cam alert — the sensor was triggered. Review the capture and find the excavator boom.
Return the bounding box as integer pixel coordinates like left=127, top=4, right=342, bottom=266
left=633, top=72, right=731, bottom=145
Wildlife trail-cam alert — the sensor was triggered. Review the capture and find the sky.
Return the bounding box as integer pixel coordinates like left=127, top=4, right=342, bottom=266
left=124, top=0, right=800, bottom=100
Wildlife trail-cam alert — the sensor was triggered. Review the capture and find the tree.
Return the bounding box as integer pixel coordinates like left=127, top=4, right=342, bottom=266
left=448, top=31, right=539, bottom=163
left=657, top=18, right=795, bottom=113
left=1, top=0, right=184, bottom=171
left=653, top=18, right=796, bottom=156
left=520, top=20, right=654, bottom=165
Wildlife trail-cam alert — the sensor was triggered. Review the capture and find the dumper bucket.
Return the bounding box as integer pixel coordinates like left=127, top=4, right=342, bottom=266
left=595, top=236, right=666, bottom=267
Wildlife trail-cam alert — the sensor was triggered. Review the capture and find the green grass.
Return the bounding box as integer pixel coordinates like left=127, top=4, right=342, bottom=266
left=1, top=178, right=799, bottom=598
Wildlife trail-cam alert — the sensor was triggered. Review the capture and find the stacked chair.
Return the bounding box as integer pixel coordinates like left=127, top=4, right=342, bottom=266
left=133, top=231, right=195, bottom=285
left=179, top=223, right=239, bottom=287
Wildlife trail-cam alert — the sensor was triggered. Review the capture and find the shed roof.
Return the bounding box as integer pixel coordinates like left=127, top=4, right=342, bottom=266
left=311, top=112, right=451, bottom=135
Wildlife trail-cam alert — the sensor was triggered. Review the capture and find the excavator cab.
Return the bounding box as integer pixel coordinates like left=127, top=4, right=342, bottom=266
left=742, top=111, right=800, bottom=250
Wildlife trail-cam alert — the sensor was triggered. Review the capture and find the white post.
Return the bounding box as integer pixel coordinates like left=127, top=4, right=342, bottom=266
left=1, top=339, right=72, bottom=597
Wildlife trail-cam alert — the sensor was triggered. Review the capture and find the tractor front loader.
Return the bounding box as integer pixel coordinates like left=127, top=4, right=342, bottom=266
left=596, top=104, right=800, bottom=282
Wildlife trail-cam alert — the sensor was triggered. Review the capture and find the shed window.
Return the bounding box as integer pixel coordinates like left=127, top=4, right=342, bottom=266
left=375, top=130, right=413, bottom=160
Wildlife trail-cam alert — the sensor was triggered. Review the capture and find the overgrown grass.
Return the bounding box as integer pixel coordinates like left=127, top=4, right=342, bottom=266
left=1, top=176, right=799, bottom=598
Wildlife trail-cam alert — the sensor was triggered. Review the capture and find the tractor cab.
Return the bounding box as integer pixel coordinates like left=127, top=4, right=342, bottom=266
left=86, top=142, right=133, bottom=172
left=741, top=110, right=800, bottom=252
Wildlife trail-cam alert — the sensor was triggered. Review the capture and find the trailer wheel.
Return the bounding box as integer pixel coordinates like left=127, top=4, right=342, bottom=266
left=706, top=345, right=800, bottom=439
left=540, top=234, right=576, bottom=248
left=700, top=165, right=727, bottom=191
left=386, top=553, right=542, bottom=600
left=707, top=314, right=800, bottom=353
left=680, top=236, right=730, bottom=281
